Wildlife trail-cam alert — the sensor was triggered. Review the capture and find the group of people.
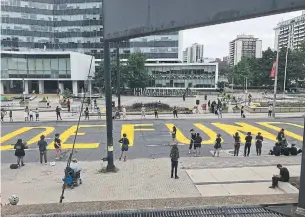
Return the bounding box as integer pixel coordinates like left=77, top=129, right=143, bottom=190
left=1, top=108, right=13, bottom=122
left=232, top=132, right=263, bottom=157
left=24, top=106, right=40, bottom=121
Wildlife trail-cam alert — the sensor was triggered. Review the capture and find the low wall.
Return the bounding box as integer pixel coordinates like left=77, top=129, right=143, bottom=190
left=245, top=106, right=305, bottom=113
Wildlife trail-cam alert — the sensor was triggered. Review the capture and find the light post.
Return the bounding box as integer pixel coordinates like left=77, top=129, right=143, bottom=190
left=88, top=75, right=92, bottom=111
left=272, top=50, right=279, bottom=118
left=22, top=78, right=25, bottom=102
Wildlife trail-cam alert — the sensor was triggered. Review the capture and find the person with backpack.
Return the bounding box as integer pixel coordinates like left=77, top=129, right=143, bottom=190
left=170, top=143, right=179, bottom=179
left=56, top=106, right=62, bottom=120
left=54, top=133, right=62, bottom=159
left=14, top=139, right=27, bottom=167
left=29, top=110, right=34, bottom=121
left=119, top=133, right=130, bottom=161
left=37, top=135, right=48, bottom=164
left=244, top=132, right=253, bottom=157
left=194, top=133, right=202, bottom=157
left=233, top=132, right=241, bottom=156
left=255, top=132, right=263, bottom=156
left=189, top=129, right=196, bottom=154
left=35, top=108, right=39, bottom=121
left=214, top=134, right=222, bottom=157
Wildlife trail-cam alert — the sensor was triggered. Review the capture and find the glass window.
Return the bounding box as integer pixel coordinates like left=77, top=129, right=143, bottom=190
left=17, top=58, right=27, bottom=71
left=43, top=58, right=51, bottom=70
left=1, top=57, right=8, bottom=70
left=66, top=58, right=70, bottom=71
left=51, top=58, right=58, bottom=70
left=35, top=58, right=43, bottom=71
left=58, top=58, right=66, bottom=71
left=28, top=59, right=36, bottom=71
left=8, top=58, right=18, bottom=70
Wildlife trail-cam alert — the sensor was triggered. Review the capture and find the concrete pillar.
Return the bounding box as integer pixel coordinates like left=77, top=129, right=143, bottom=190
left=24, top=80, right=29, bottom=94
left=59, top=82, right=64, bottom=93
left=38, top=80, right=44, bottom=94
left=0, top=80, right=4, bottom=95
left=72, top=81, right=78, bottom=96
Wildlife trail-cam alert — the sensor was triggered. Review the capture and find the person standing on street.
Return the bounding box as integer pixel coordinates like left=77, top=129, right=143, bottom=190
left=1, top=109, right=6, bottom=121
left=14, top=139, right=27, bottom=167
left=54, top=133, right=62, bottom=159
left=170, top=143, right=179, bottom=179
left=214, top=134, right=222, bottom=157
left=37, top=135, right=48, bottom=164
left=29, top=110, right=34, bottom=121
left=56, top=106, right=62, bottom=120
left=35, top=108, right=39, bottom=121
left=154, top=107, right=158, bottom=119
left=141, top=105, right=146, bottom=119
left=66, top=99, right=71, bottom=112
left=9, top=110, right=13, bottom=122
left=244, top=132, right=253, bottom=157
left=194, top=133, right=202, bottom=157
left=233, top=132, right=241, bottom=156
left=24, top=110, right=28, bottom=121
left=122, top=106, right=127, bottom=119
left=171, top=126, right=177, bottom=143
left=96, top=107, right=102, bottom=119
left=84, top=107, right=89, bottom=120
left=173, top=106, right=178, bottom=118
left=189, top=129, right=196, bottom=154
left=240, top=106, right=245, bottom=118
left=268, top=104, right=272, bottom=117
left=119, top=133, right=130, bottom=161
left=255, top=132, right=264, bottom=156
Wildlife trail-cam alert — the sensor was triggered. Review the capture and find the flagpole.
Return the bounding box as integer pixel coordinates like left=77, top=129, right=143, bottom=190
left=272, top=50, right=279, bottom=118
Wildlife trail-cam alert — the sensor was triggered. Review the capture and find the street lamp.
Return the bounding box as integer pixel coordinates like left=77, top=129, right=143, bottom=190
left=88, top=75, right=92, bottom=111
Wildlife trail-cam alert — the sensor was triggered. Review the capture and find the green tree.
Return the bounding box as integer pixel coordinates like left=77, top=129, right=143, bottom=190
left=126, top=53, right=150, bottom=88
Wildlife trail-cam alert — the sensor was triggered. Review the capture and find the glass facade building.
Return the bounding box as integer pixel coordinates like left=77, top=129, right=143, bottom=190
left=1, top=0, right=179, bottom=60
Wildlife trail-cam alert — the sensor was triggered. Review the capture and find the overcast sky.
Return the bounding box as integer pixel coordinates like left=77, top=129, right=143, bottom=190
left=182, top=10, right=303, bottom=59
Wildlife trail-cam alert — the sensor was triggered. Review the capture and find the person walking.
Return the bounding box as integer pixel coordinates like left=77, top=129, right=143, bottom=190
left=173, top=106, right=178, bottom=118
left=233, top=132, right=241, bottom=156
left=244, top=132, right=253, bottom=157
left=119, top=133, right=130, bottom=161
left=94, top=99, right=97, bottom=109
left=141, top=105, right=146, bottom=119
left=54, top=133, right=62, bottom=159
left=171, top=126, right=177, bottom=143
left=240, top=106, right=245, bottom=118
left=9, top=110, right=13, bottom=122
left=170, top=143, right=179, bottom=179
left=194, top=133, right=202, bottom=157
left=268, top=105, right=272, bottom=117
left=214, top=134, right=222, bottom=157
left=1, top=109, right=6, bottom=121
left=122, top=106, right=127, bottom=119
left=35, top=108, right=39, bottom=121
left=56, top=106, right=62, bottom=120
left=24, top=110, right=28, bottom=121
left=154, top=107, right=158, bottom=119
left=84, top=107, right=89, bottom=120
left=14, top=139, right=27, bottom=167
left=66, top=99, right=71, bottom=112
left=29, top=110, right=34, bottom=121
left=37, top=135, right=48, bottom=164
left=255, top=132, right=264, bottom=156
left=189, top=129, right=196, bottom=154
left=217, top=106, right=222, bottom=118
left=96, top=107, right=102, bottom=119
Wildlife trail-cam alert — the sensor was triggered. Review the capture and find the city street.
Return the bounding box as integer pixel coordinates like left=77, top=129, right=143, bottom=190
left=1, top=117, right=303, bottom=163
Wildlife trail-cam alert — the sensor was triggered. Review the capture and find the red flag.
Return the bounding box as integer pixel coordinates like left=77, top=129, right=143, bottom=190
left=270, top=61, right=277, bottom=78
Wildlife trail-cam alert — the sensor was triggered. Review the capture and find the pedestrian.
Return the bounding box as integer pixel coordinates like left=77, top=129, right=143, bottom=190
left=277, top=128, right=287, bottom=149
left=54, top=133, right=62, bottom=159
left=173, top=106, right=178, bottom=118
left=269, top=164, right=290, bottom=188
left=154, top=107, right=158, bottom=119
left=9, top=110, right=13, bottom=122
left=241, top=106, right=245, bottom=118
left=56, top=106, right=62, bottom=120
left=96, top=107, right=102, bottom=119
left=214, top=134, right=222, bottom=157
left=24, top=110, right=28, bottom=121
left=66, top=99, right=71, bottom=112
left=14, top=139, right=27, bottom=167
left=37, top=135, right=48, bottom=164
left=208, top=100, right=211, bottom=107
left=84, top=107, right=89, bottom=120
left=233, top=132, right=241, bottom=156
left=94, top=99, right=97, bottom=108
left=29, top=110, right=33, bottom=121
left=25, top=106, right=29, bottom=114
left=189, top=129, right=196, bottom=154
left=244, top=132, right=252, bottom=157
left=268, top=104, right=272, bottom=117
left=122, top=106, right=126, bottom=119
left=194, top=133, right=202, bottom=157
left=170, top=142, right=179, bottom=179
left=255, top=132, right=263, bottom=156
left=1, top=109, right=6, bottom=121
left=141, top=105, right=146, bottom=119
left=172, top=126, right=177, bottom=143
left=217, top=106, right=222, bottom=118
left=35, top=108, right=39, bottom=121
left=119, top=133, right=129, bottom=161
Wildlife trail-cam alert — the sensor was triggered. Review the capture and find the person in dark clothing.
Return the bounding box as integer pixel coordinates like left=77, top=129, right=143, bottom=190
left=270, top=164, right=290, bottom=188
left=182, top=94, right=185, bottom=101
left=233, top=132, right=241, bottom=156
left=170, top=143, right=179, bottom=179
left=282, top=146, right=290, bottom=156
left=119, top=133, right=129, bottom=161
left=214, top=134, right=222, bottom=157
left=14, top=139, right=27, bottom=167
left=84, top=107, right=89, bottom=120
left=244, top=132, right=252, bottom=157
left=270, top=142, right=282, bottom=156
left=189, top=129, right=196, bottom=154
left=241, top=106, right=245, bottom=118
left=277, top=129, right=287, bottom=149
left=194, top=133, right=202, bottom=157
left=172, top=126, right=177, bottom=143
left=173, top=107, right=178, bottom=118
left=94, top=99, right=97, bottom=108
left=255, top=132, right=263, bottom=156
left=66, top=99, right=71, bottom=112
left=37, top=135, right=48, bottom=164
left=9, top=110, right=13, bottom=122
left=154, top=108, right=158, bottom=119
left=290, top=144, right=302, bottom=156
left=56, top=106, right=62, bottom=120
left=208, top=100, right=211, bottom=108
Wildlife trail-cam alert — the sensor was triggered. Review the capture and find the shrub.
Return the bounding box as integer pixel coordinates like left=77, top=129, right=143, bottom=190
left=129, top=102, right=171, bottom=110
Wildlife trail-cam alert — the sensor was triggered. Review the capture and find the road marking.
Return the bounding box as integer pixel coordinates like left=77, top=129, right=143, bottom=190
left=121, top=124, right=155, bottom=147
left=165, top=124, right=189, bottom=144
left=193, top=123, right=220, bottom=145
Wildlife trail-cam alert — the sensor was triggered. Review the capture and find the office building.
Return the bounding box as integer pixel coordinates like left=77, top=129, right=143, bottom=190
left=229, top=35, right=262, bottom=66
left=274, top=11, right=305, bottom=51
left=183, top=43, right=204, bottom=63
left=0, top=51, right=94, bottom=95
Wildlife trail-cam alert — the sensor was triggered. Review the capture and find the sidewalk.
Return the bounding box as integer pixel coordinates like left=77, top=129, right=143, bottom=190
left=1, top=156, right=301, bottom=206
left=1, top=111, right=304, bottom=123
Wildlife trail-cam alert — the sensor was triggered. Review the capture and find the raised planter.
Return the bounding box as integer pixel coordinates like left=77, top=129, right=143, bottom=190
left=245, top=106, right=305, bottom=113
left=38, top=101, right=49, bottom=108
left=19, top=101, right=29, bottom=107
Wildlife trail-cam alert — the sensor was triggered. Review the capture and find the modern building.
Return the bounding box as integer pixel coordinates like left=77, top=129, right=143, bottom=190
left=1, top=0, right=181, bottom=60
left=274, top=11, right=305, bottom=51
left=184, top=43, right=204, bottom=63
left=145, top=62, right=218, bottom=89
left=182, top=50, right=187, bottom=63
left=229, top=35, right=262, bottom=66
left=0, top=51, right=94, bottom=95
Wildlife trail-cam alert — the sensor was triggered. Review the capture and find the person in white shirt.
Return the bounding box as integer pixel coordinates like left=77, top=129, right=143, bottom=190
left=268, top=105, right=272, bottom=117
left=29, top=110, right=33, bottom=121
left=122, top=106, right=126, bottom=119
left=141, top=106, right=145, bottom=119
left=24, top=111, right=28, bottom=121
left=70, top=158, right=81, bottom=173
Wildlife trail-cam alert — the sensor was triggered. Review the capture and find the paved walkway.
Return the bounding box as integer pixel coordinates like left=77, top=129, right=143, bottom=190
left=1, top=156, right=301, bottom=206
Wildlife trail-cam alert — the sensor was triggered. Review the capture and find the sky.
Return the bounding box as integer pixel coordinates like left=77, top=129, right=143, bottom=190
left=182, top=10, right=304, bottom=59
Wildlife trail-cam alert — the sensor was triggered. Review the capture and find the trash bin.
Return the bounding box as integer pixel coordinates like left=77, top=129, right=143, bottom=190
left=201, top=104, right=207, bottom=111
left=196, top=100, right=200, bottom=105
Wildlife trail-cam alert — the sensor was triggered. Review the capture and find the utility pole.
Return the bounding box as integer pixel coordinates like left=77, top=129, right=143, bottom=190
left=104, top=40, right=115, bottom=171
left=116, top=43, right=121, bottom=111
left=272, top=50, right=279, bottom=118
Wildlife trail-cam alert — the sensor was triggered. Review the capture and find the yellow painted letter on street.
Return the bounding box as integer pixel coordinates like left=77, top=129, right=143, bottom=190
left=212, top=122, right=277, bottom=143
left=193, top=123, right=220, bottom=145
left=165, top=124, right=189, bottom=144
left=48, top=125, right=105, bottom=149
left=121, top=124, right=155, bottom=147
left=257, top=122, right=303, bottom=141
left=1, top=127, right=55, bottom=150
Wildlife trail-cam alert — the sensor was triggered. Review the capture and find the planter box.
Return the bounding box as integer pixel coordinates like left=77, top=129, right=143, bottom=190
left=19, top=101, right=29, bottom=106
left=245, top=105, right=305, bottom=113
left=38, top=101, right=48, bottom=108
